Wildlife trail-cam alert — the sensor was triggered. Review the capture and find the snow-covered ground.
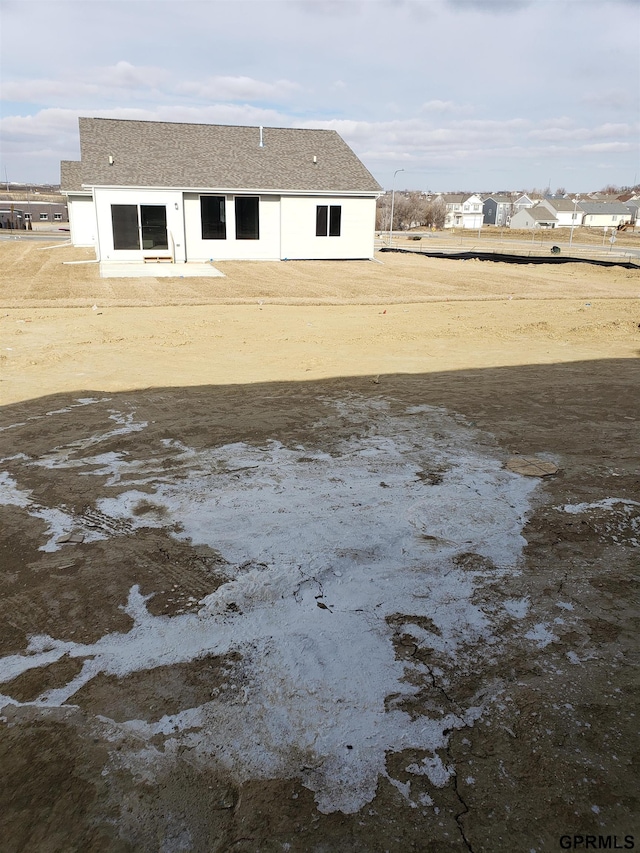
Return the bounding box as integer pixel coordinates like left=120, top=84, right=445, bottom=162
left=0, top=396, right=543, bottom=813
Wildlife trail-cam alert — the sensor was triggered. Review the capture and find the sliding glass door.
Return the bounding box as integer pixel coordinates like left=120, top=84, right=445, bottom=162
left=111, top=204, right=168, bottom=251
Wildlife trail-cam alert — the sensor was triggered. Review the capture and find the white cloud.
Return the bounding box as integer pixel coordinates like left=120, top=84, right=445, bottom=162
left=529, top=122, right=635, bottom=142
left=2, top=80, right=103, bottom=104
left=97, top=61, right=170, bottom=90
left=1, top=109, right=82, bottom=142
left=174, top=75, right=301, bottom=102
left=580, top=141, right=636, bottom=154
left=419, top=100, right=472, bottom=115
left=2, top=64, right=300, bottom=108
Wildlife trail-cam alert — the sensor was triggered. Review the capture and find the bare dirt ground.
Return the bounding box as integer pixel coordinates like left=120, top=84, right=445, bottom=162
left=0, top=242, right=639, bottom=853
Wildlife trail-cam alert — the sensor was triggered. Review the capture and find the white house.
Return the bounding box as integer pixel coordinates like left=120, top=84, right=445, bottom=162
left=61, top=118, right=382, bottom=263
left=441, top=194, right=484, bottom=229
left=513, top=194, right=534, bottom=213
left=538, top=198, right=584, bottom=228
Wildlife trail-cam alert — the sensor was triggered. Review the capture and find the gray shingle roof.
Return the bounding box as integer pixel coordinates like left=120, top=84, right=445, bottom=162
left=578, top=202, right=631, bottom=215
left=543, top=198, right=583, bottom=211
left=74, top=118, right=381, bottom=194
left=60, top=160, right=84, bottom=192
left=441, top=193, right=472, bottom=204
left=528, top=206, right=557, bottom=222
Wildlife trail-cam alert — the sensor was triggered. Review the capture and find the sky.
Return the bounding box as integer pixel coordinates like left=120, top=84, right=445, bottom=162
left=1, top=0, right=638, bottom=193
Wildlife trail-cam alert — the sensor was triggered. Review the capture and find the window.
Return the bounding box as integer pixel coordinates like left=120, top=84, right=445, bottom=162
left=54, top=213, right=63, bottom=221
left=329, top=205, right=341, bottom=236
left=39, top=213, right=48, bottom=220
left=24, top=213, right=31, bottom=221
left=316, top=204, right=341, bottom=237
left=316, top=205, right=328, bottom=236
left=201, top=196, right=226, bottom=239
left=112, top=205, right=140, bottom=249
left=235, top=196, right=259, bottom=240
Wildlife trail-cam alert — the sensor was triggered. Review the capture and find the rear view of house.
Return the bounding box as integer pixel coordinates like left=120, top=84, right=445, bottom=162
left=61, top=118, right=382, bottom=264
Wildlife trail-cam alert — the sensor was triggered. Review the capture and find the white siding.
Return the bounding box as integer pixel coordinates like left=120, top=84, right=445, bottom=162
left=90, top=188, right=378, bottom=262
left=184, top=194, right=280, bottom=261
left=93, top=188, right=186, bottom=262
left=510, top=209, right=534, bottom=228
left=280, top=196, right=376, bottom=259
left=583, top=212, right=632, bottom=228
left=67, top=194, right=97, bottom=247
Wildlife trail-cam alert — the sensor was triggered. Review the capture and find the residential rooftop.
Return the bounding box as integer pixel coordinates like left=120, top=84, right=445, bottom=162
left=62, top=118, right=382, bottom=195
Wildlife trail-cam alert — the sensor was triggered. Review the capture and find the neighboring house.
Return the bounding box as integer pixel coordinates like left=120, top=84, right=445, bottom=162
left=585, top=193, right=619, bottom=203
left=624, top=202, right=639, bottom=226
left=578, top=202, right=633, bottom=229
left=512, top=194, right=534, bottom=213
left=510, top=205, right=558, bottom=229
left=538, top=197, right=584, bottom=228
left=61, top=118, right=382, bottom=262
left=441, top=194, right=484, bottom=229
left=483, top=195, right=513, bottom=227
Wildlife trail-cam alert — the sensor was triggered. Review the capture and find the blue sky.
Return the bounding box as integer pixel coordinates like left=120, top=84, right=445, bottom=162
left=1, top=0, right=638, bottom=192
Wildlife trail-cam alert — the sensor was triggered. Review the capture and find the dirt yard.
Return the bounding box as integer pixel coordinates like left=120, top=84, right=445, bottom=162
left=0, top=242, right=639, bottom=852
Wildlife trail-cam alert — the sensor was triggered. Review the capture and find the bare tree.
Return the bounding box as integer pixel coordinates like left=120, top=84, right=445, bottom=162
left=424, top=198, right=446, bottom=229
left=376, top=191, right=446, bottom=232
left=390, top=194, right=412, bottom=231
left=403, top=192, right=427, bottom=228
left=375, top=194, right=391, bottom=231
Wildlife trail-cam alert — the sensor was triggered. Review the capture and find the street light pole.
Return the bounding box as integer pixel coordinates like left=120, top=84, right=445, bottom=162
left=569, top=195, right=580, bottom=248
left=389, top=168, right=405, bottom=246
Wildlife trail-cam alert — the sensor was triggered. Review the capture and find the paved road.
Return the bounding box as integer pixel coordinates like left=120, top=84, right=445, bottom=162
left=0, top=230, right=70, bottom=243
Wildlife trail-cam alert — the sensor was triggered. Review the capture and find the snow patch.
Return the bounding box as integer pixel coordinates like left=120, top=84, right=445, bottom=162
left=0, top=398, right=543, bottom=815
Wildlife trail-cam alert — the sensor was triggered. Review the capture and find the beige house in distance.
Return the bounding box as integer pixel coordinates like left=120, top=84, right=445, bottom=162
left=61, top=118, right=382, bottom=263
left=510, top=205, right=557, bottom=229
left=578, top=202, right=632, bottom=229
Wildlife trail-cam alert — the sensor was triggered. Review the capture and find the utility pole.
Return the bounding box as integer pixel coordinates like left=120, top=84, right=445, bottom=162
left=389, top=168, right=405, bottom=247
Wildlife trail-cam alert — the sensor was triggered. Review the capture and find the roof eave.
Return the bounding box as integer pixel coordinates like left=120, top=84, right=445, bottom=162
left=83, top=184, right=383, bottom=197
